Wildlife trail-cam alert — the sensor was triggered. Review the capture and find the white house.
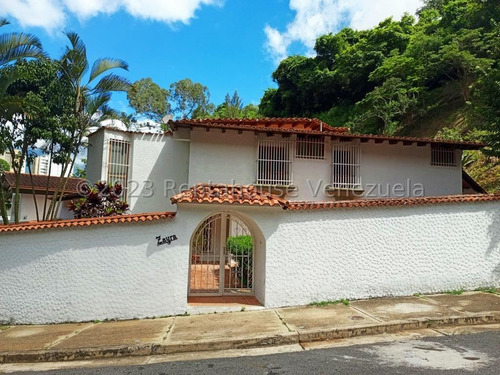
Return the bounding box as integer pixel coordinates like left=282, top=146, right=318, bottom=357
left=2, top=172, right=81, bottom=222
left=1, top=118, right=498, bottom=324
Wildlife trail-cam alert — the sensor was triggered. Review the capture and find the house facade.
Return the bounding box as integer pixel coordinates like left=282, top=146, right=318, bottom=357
left=87, top=118, right=477, bottom=214
left=1, top=118, right=498, bottom=324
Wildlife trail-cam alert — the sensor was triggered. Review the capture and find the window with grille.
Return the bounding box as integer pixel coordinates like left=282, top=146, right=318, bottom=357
left=107, top=139, right=130, bottom=191
left=256, top=139, right=293, bottom=185
left=331, top=141, right=361, bottom=189
left=431, top=145, right=457, bottom=167
left=296, top=135, right=325, bottom=159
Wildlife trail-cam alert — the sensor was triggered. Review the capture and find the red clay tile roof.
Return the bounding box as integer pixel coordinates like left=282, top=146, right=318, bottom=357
left=170, top=117, right=349, bottom=134
left=171, top=185, right=499, bottom=210
left=286, top=194, right=500, bottom=210
left=170, top=183, right=288, bottom=208
left=169, top=117, right=484, bottom=149
left=3, top=173, right=84, bottom=195
left=0, top=212, right=176, bottom=233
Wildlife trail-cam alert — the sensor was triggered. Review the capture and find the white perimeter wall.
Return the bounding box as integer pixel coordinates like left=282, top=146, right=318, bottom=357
left=263, top=201, right=500, bottom=307
left=0, top=218, right=192, bottom=324
left=1, top=201, right=498, bottom=323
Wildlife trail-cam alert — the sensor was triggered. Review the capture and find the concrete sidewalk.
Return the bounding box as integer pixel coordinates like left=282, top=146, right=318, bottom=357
left=1, top=291, right=499, bottom=363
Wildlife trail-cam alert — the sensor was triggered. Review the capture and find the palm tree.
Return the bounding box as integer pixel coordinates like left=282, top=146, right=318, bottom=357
left=0, top=18, right=45, bottom=66
left=45, top=32, right=130, bottom=220
left=0, top=18, right=46, bottom=224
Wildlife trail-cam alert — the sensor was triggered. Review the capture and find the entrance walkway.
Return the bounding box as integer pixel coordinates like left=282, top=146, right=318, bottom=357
left=187, top=296, right=263, bottom=315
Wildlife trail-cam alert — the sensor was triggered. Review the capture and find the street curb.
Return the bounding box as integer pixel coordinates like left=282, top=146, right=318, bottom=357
left=1, top=313, right=499, bottom=363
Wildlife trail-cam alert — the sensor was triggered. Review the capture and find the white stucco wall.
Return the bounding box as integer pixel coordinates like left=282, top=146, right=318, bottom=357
left=360, top=142, right=462, bottom=197
left=0, top=200, right=498, bottom=324
left=262, top=201, right=500, bottom=307
left=86, top=129, right=190, bottom=213
left=128, top=133, right=189, bottom=213
left=0, top=218, right=191, bottom=324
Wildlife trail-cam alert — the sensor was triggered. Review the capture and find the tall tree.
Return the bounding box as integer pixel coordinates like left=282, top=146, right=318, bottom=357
left=127, top=77, right=170, bottom=123
left=44, top=32, right=130, bottom=221
left=169, top=78, right=212, bottom=119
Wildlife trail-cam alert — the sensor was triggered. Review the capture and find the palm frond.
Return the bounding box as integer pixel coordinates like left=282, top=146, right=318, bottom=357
left=0, top=94, right=24, bottom=116
left=0, top=33, right=45, bottom=66
left=0, top=18, right=10, bottom=28
left=89, top=58, right=128, bottom=83
left=60, top=32, right=88, bottom=85
left=93, top=74, right=131, bottom=94
left=86, top=93, right=112, bottom=116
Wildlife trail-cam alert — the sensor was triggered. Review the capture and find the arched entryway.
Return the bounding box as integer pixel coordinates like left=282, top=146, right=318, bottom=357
left=189, top=212, right=255, bottom=296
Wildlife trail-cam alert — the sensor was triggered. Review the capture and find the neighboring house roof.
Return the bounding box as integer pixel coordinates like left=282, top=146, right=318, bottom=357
left=170, top=183, right=288, bottom=208
left=462, top=170, right=487, bottom=194
left=3, top=172, right=84, bottom=195
left=0, top=212, right=176, bottom=233
left=169, top=118, right=484, bottom=150
left=171, top=183, right=499, bottom=210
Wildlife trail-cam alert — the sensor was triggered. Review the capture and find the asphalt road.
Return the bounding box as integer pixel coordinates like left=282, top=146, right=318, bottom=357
left=12, top=331, right=500, bottom=375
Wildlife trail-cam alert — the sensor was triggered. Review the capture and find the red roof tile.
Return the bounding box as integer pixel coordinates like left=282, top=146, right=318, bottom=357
left=3, top=173, right=84, bottom=195
left=169, top=117, right=484, bottom=149
left=170, top=117, right=349, bottom=134
left=0, top=212, right=176, bottom=233
left=170, top=183, right=288, bottom=208
left=287, top=194, right=500, bottom=210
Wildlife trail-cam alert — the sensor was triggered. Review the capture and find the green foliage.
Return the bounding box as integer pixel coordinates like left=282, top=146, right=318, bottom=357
left=74, top=158, right=87, bottom=179
left=474, top=287, right=498, bottom=294
left=0, top=158, right=9, bottom=172
left=308, top=299, right=350, bottom=307
left=170, top=78, right=212, bottom=119
left=127, top=78, right=170, bottom=123
left=261, top=0, right=500, bottom=187
left=444, top=289, right=464, bottom=295
left=210, top=91, right=261, bottom=119
left=226, top=235, right=253, bottom=255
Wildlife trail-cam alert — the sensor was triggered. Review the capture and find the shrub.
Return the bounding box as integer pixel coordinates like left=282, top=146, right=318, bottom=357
left=226, top=235, right=253, bottom=255
left=69, top=181, right=129, bottom=219
left=0, top=158, right=10, bottom=172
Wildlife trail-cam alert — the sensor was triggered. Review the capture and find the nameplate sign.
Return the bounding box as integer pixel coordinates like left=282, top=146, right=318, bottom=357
left=156, top=235, right=178, bottom=247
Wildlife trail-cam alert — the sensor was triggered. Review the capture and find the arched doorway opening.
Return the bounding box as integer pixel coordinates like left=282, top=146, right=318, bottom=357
left=189, top=212, right=254, bottom=296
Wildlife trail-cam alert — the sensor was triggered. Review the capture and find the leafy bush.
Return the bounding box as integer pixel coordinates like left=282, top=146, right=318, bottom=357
left=226, top=235, right=253, bottom=255
left=69, top=181, right=129, bottom=219
left=0, top=158, right=10, bottom=172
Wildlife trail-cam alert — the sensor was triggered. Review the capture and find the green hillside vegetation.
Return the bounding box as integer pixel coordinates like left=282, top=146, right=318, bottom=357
left=260, top=0, right=500, bottom=192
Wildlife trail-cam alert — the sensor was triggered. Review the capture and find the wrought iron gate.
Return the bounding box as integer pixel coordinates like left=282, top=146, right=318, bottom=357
left=189, top=212, right=254, bottom=296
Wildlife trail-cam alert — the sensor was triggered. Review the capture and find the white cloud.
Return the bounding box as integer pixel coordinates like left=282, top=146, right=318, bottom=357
left=265, top=0, right=423, bottom=63
left=0, top=0, right=220, bottom=31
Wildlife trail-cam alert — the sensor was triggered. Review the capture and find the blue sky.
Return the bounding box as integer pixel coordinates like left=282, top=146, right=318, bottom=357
left=1, top=0, right=423, bottom=115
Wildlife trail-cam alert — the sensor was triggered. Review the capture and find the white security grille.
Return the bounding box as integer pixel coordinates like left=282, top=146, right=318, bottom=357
left=296, top=135, right=325, bottom=159
left=256, top=139, right=293, bottom=185
left=331, top=141, right=361, bottom=189
left=107, top=139, right=130, bottom=190
left=431, top=145, right=457, bottom=167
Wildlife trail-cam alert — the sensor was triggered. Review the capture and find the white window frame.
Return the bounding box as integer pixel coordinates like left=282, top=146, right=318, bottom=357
left=431, top=144, right=458, bottom=168
left=295, top=134, right=325, bottom=160
left=107, top=138, right=131, bottom=191
left=331, top=140, right=361, bottom=189
left=256, top=138, right=293, bottom=185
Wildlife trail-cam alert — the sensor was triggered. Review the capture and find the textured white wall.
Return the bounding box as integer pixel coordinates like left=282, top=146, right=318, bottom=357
left=128, top=133, right=189, bottom=213
left=2, top=201, right=497, bottom=324
left=0, top=219, right=191, bottom=324
left=263, top=202, right=500, bottom=307
left=360, top=142, right=462, bottom=197
left=86, top=130, right=190, bottom=214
